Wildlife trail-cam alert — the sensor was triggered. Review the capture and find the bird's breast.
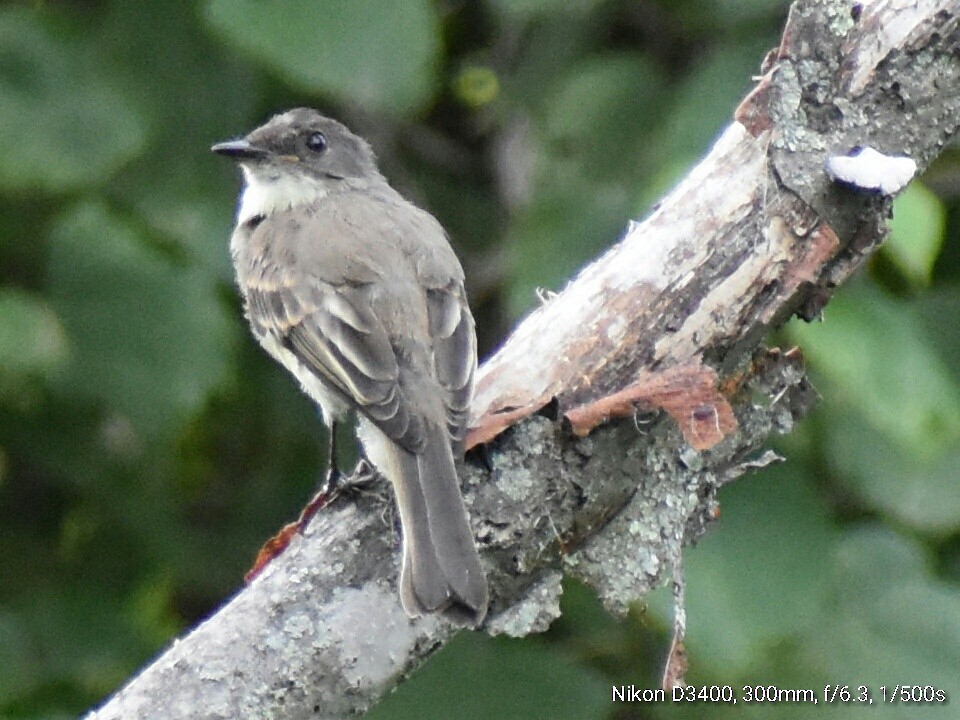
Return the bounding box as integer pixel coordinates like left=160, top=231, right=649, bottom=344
left=237, top=167, right=330, bottom=226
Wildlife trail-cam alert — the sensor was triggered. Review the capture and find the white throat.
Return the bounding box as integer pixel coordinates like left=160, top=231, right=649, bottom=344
left=237, top=166, right=328, bottom=224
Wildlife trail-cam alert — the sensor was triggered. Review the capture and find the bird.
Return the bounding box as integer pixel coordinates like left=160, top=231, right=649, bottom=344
left=212, top=108, right=488, bottom=622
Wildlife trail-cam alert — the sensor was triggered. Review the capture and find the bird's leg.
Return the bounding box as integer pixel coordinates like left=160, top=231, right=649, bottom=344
left=321, top=419, right=343, bottom=495
left=293, top=420, right=342, bottom=531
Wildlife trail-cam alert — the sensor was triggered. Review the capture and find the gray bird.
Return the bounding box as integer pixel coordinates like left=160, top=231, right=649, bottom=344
left=212, top=108, right=488, bottom=622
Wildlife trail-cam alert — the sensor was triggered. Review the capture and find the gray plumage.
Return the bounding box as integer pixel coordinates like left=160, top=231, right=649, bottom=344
left=213, top=108, right=487, bottom=621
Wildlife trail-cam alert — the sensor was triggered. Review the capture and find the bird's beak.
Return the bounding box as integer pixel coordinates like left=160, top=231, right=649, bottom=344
left=211, top=138, right=267, bottom=160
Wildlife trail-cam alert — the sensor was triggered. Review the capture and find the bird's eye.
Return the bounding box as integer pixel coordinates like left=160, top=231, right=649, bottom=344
left=305, top=132, right=327, bottom=153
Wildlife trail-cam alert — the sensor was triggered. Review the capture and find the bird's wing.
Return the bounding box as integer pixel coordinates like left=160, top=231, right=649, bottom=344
left=246, top=278, right=421, bottom=450
left=425, top=285, right=476, bottom=445
left=239, top=194, right=473, bottom=453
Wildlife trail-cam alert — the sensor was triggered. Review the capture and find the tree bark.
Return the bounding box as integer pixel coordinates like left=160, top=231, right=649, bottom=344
left=86, top=1, right=960, bottom=718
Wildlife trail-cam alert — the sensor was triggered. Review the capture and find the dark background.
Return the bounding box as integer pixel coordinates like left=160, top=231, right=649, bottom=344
left=2, top=1, right=959, bottom=718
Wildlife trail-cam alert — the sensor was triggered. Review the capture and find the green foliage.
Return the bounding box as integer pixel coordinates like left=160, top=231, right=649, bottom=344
left=46, top=201, right=237, bottom=439
left=205, top=0, right=441, bottom=116
left=789, top=282, right=960, bottom=459
left=646, top=469, right=960, bottom=720
left=0, top=7, right=148, bottom=193
left=819, top=528, right=960, bottom=688
left=886, top=182, right=946, bottom=286
left=1, top=0, right=959, bottom=718
left=826, top=404, right=960, bottom=534
left=0, top=288, right=68, bottom=392
left=368, top=631, right=610, bottom=720
left=648, top=464, right=842, bottom=675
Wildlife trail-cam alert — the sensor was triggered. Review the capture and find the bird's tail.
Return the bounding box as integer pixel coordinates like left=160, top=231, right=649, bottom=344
left=383, top=426, right=488, bottom=623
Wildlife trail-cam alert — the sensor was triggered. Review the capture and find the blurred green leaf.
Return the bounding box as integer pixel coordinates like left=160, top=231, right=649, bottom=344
left=502, top=12, right=606, bottom=106
left=0, top=608, right=41, bottom=706
left=369, top=632, right=609, bottom=720
left=452, top=65, right=501, bottom=108
left=652, top=0, right=788, bottom=38
left=648, top=463, right=840, bottom=675
left=45, top=201, right=237, bottom=439
left=826, top=405, right=960, bottom=535
left=653, top=39, right=769, bottom=168
left=203, top=0, right=440, bottom=115
left=913, top=287, right=960, bottom=385
left=815, top=528, right=960, bottom=695
left=701, top=0, right=791, bottom=27
left=541, top=53, right=663, bottom=178
left=789, top=281, right=960, bottom=459
left=0, top=7, right=148, bottom=193
left=0, top=287, right=69, bottom=387
left=92, top=1, right=261, bottom=281
left=506, top=177, right=632, bottom=318
left=633, top=36, right=771, bottom=217
left=127, top=574, right=181, bottom=645
left=886, top=182, right=946, bottom=286
left=8, top=586, right=155, bottom=707
left=488, top=0, right=608, bottom=20
left=505, top=52, right=668, bottom=318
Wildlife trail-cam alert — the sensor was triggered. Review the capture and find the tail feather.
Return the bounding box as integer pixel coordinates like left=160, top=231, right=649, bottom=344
left=392, top=449, right=452, bottom=614
left=363, top=419, right=487, bottom=622
left=415, top=432, right=488, bottom=619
